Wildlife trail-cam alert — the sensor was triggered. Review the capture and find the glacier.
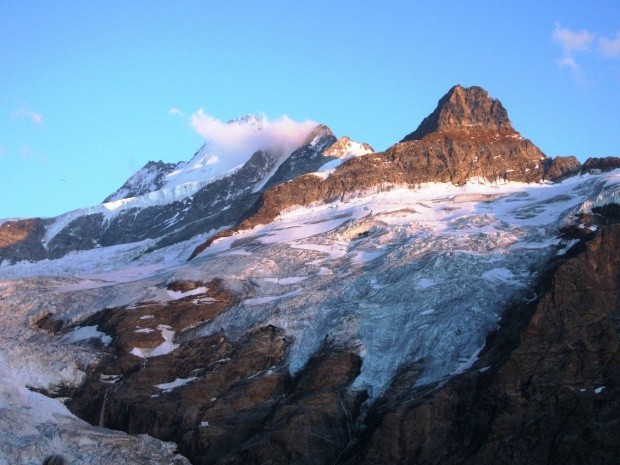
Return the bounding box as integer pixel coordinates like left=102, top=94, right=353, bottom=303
left=0, top=169, right=618, bottom=462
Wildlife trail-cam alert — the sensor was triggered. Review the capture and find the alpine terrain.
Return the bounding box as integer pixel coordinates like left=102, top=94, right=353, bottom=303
left=0, top=85, right=618, bottom=465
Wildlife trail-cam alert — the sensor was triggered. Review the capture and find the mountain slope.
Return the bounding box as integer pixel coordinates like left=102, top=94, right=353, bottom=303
left=0, top=119, right=362, bottom=264
left=190, top=85, right=548, bottom=258
left=0, top=85, right=618, bottom=464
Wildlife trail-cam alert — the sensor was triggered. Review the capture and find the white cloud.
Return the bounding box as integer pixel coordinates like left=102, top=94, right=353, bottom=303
left=556, top=56, right=579, bottom=71
left=169, top=107, right=185, bottom=117
left=553, top=23, right=594, bottom=53
left=599, top=32, right=620, bottom=57
left=12, top=109, right=43, bottom=125
left=188, top=110, right=317, bottom=172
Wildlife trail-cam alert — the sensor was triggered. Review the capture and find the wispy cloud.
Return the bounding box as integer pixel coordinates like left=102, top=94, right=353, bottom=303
left=552, top=23, right=593, bottom=75
left=599, top=31, right=620, bottom=57
left=188, top=111, right=317, bottom=172
left=169, top=107, right=185, bottom=118
left=19, top=146, right=48, bottom=162
left=553, top=23, right=594, bottom=53
left=556, top=56, right=579, bottom=71
left=553, top=23, right=620, bottom=83
left=12, top=109, right=43, bottom=125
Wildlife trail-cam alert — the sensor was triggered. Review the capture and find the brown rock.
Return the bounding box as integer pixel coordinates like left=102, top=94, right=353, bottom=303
left=71, top=278, right=234, bottom=353
left=544, top=155, right=582, bottom=182
left=581, top=156, right=620, bottom=173
left=0, top=218, right=48, bottom=264
left=220, top=349, right=364, bottom=465
left=401, top=85, right=513, bottom=141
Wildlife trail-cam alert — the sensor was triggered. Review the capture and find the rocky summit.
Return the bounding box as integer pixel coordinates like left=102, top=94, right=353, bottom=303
left=0, top=85, right=618, bottom=465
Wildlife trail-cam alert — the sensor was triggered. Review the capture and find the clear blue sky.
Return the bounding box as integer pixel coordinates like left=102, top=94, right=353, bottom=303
left=1, top=1, right=619, bottom=219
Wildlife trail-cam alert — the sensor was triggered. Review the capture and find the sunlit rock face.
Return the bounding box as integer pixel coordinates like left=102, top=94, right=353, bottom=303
left=0, top=85, right=618, bottom=464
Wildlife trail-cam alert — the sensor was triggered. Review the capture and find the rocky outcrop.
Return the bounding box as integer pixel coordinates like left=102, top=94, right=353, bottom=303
left=322, top=135, right=375, bottom=159
left=0, top=218, right=49, bottom=264
left=543, top=156, right=620, bottom=183
left=582, top=156, right=620, bottom=174
left=401, top=84, right=513, bottom=141
left=62, top=285, right=363, bottom=465
left=346, top=221, right=620, bottom=465
left=544, top=155, right=582, bottom=182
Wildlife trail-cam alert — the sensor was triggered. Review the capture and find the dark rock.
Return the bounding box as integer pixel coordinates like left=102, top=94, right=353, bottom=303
left=581, top=156, right=620, bottom=174
left=104, top=160, right=181, bottom=203
left=0, top=218, right=49, bottom=264
left=544, top=155, right=582, bottom=182
left=262, top=125, right=338, bottom=190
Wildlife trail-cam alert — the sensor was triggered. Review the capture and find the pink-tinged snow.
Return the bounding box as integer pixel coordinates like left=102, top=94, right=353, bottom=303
left=261, top=276, right=308, bottom=285
left=314, top=138, right=374, bottom=179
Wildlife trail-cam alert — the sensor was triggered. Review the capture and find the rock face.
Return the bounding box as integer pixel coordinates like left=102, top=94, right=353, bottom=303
left=348, top=221, right=620, bottom=465
left=544, top=155, right=582, bottom=182
left=400, top=85, right=513, bottom=141
left=0, top=218, right=49, bottom=264
left=63, top=280, right=364, bottom=465
left=582, top=156, right=620, bottom=174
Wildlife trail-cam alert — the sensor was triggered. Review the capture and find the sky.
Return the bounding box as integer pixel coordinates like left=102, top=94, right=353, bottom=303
left=1, top=1, right=619, bottom=219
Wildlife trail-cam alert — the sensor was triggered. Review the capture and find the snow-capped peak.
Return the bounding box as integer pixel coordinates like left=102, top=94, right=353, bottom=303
left=226, top=114, right=263, bottom=129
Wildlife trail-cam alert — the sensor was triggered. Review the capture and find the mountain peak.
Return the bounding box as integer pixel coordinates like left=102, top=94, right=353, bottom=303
left=226, top=114, right=263, bottom=129
left=401, top=85, right=514, bottom=142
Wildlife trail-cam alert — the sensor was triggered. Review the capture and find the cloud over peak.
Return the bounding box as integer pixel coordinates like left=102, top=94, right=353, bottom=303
left=187, top=110, right=318, bottom=172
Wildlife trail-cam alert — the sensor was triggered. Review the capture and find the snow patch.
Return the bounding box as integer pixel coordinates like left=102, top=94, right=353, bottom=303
left=130, top=325, right=178, bottom=358
left=155, top=376, right=198, bottom=392
left=60, top=326, right=112, bottom=346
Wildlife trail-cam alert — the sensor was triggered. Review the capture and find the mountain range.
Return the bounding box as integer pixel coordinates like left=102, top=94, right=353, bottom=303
left=0, top=85, right=618, bottom=465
